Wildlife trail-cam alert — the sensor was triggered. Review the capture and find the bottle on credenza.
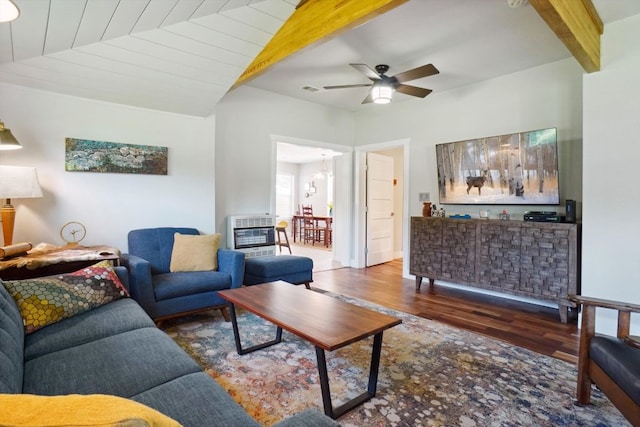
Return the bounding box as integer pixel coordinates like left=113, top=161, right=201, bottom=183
left=422, top=202, right=432, bottom=217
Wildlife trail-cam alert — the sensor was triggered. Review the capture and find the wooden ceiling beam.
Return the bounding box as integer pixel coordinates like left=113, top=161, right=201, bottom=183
left=529, top=0, right=603, bottom=73
left=231, top=0, right=408, bottom=89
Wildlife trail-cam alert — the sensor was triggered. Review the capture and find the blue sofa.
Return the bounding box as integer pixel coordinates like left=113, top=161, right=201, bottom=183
left=122, top=227, right=245, bottom=323
left=0, top=267, right=339, bottom=426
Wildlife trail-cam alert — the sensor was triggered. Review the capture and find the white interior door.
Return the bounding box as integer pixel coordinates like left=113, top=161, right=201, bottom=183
left=366, top=152, right=394, bottom=266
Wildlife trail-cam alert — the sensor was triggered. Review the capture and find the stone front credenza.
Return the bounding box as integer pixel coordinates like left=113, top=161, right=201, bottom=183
left=410, top=217, right=580, bottom=322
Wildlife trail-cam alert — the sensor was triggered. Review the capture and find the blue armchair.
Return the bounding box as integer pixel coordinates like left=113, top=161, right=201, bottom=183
left=121, top=227, right=245, bottom=325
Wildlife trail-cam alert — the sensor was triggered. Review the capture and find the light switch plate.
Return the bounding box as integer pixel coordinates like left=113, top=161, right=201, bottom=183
left=418, top=192, right=430, bottom=202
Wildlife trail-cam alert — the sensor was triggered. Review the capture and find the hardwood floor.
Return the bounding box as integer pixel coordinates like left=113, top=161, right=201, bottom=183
left=311, top=259, right=580, bottom=364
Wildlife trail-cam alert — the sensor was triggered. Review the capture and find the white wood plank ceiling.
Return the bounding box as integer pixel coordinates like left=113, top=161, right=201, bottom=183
left=0, top=0, right=297, bottom=116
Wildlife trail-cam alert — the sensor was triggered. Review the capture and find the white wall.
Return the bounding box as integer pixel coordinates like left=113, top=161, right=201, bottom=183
left=0, top=83, right=216, bottom=251
left=275, top=160, right=298, bottom=218
left=583, top=14, right=640, bottom=334
left=214, top=86, right=354, bottom=245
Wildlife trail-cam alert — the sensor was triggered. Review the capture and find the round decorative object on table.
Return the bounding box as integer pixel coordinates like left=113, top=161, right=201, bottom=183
left=60, top=221, right=87, bottom=246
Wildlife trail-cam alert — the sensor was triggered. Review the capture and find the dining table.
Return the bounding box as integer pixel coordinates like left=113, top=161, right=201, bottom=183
left=291, top=214, right=333, bottom=247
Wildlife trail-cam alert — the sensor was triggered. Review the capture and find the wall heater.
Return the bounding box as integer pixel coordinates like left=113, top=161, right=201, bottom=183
left=227, top=214, right=276, bottom=258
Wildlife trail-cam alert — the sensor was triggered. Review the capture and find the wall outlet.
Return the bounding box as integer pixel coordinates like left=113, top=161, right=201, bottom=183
left=418, top=192, right=430, bottom=202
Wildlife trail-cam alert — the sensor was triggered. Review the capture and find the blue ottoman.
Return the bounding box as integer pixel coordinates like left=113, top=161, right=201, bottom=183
left=244, top=255, right=313, bottom=288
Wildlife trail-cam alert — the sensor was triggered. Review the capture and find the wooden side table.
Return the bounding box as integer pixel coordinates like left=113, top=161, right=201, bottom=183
left=0, top=245, right=120, bottom=280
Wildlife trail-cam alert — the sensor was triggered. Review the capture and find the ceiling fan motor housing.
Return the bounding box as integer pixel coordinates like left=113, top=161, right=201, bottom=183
left=375, top=64, right=390, bottom=75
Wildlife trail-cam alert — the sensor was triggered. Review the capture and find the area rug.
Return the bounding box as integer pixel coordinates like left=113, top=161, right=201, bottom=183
left=162, top=292, right=629, bottom=427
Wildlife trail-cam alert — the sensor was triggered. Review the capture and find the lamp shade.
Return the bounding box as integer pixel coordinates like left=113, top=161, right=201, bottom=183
left=0, top=166, right=43, bottom=200
left=0, top=120, right=22, bottom=150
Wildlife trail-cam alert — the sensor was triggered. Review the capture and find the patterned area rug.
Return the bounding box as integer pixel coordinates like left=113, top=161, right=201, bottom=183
left=162, top=291, right=629, bottom=427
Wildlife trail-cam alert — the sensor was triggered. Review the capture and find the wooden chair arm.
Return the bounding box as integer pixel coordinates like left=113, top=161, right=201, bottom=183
left=569, top=295, right=640, bottom=313
left=571, top=294, right=640, bottom=411
left=570, top=294, right=639, bottom=340
left=624, top=335, right=640, bottom=349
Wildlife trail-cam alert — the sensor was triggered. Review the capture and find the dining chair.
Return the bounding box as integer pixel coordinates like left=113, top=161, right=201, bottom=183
left=301, top=206, right=323, bottom=245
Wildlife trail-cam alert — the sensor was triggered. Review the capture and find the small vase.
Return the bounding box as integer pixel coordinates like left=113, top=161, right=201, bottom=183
left=422, top=202, right=432, bottom=217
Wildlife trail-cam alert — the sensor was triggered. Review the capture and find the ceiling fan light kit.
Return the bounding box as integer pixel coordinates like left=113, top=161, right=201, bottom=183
left=371, top=82, right=393, bottom=104
left=324, top=62, right=439, bottom=105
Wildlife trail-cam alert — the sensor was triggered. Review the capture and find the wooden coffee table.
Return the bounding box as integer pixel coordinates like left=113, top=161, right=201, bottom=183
left=218, top=280, right=402, bottom=419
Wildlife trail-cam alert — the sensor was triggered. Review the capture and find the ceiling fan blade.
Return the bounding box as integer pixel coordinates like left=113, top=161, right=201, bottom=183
left=393, top=64, right=439, bottom=83
left=396, top=84, right=433, bottom=98
left=350, top=63, right=381, bottom=80
left=323, top=83, right=372, bottom=90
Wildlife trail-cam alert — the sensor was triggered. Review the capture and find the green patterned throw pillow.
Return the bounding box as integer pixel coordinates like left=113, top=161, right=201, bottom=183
left=2, top=260, right=129, bottom=334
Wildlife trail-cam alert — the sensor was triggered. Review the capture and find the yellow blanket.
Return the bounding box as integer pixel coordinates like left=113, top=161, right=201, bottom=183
left=0, top=394, right=181, bottom=427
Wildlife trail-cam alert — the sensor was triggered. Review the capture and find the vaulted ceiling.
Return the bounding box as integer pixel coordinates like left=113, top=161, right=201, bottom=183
left=1, top=0, right=639, bottom=117
left=0, top=0, right=298, bottom=116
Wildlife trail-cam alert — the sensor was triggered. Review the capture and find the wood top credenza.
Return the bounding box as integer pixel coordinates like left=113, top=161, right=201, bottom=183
left=410, top=216, right=580, bottom=323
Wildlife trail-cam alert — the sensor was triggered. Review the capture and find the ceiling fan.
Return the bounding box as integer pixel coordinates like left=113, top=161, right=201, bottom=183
left=323, top=63, right=439, bottom=104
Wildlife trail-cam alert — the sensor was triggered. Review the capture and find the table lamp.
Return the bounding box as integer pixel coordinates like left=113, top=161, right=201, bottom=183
left=0, top=166, right=43, bottom=245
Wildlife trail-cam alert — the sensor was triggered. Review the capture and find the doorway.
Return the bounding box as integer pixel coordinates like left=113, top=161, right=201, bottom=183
left=355, top=140, right=408, bottom=272
left=272, top=137, right=351, bottom=272
left=365, top=152, right=395, bottom=266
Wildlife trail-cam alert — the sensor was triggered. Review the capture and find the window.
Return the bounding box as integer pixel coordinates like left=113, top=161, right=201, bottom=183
left=276, top=174, right=294, bottom=219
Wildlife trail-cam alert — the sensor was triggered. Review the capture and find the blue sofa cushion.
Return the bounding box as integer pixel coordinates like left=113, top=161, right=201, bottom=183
left=132, top=372, right=261, bottom=427
left=24, top=298, right=155, bottom=362
left=153, top=271, right=231, bottom=301
left=128, top=227, right=199, bottom=275
left=132, top=372, right=340, bottom=427
left=0, top=280, right=24, bottom=393
left=591, top=335, right=640, bottom=406
left=23, top=327, right=201, bottom=397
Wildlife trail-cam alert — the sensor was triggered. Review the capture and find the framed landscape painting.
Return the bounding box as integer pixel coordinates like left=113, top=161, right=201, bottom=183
left=435, top=128, right=559, bottom=205
left=65, top=138, right=168, bottom=175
